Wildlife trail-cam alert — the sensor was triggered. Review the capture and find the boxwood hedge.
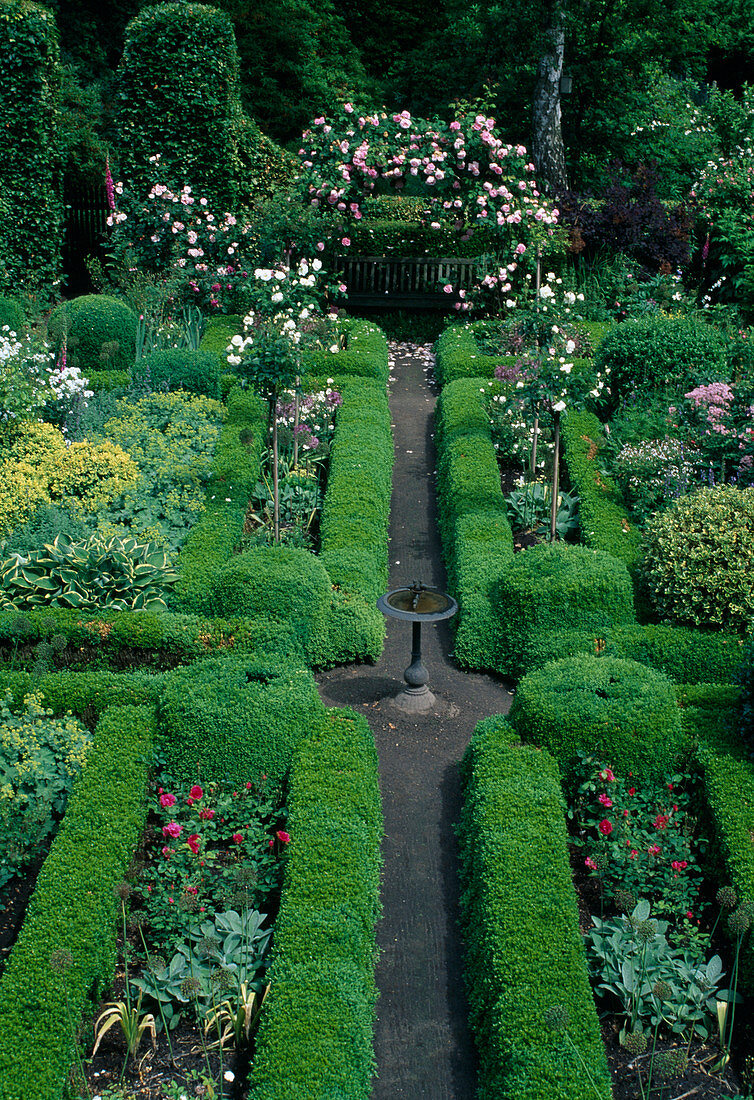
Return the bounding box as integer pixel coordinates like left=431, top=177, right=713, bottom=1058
left=458, top=716, right=611, bottom=1100
left=250, top=709, right=382, bottom=1099
left=0, top=704, right=155, bottom=1100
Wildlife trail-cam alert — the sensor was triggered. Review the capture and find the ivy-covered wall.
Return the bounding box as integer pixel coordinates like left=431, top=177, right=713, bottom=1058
left=0, top=0, right=63, bottom=305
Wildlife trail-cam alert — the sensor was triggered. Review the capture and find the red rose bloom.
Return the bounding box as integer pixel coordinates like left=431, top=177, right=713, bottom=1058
left=190, top=785, right=204, bottom=800
left=598, top=819, right=613, bottom=836
left=187, top=833, right=200, bottom=855
left=276, top=830, right=291, bottom=844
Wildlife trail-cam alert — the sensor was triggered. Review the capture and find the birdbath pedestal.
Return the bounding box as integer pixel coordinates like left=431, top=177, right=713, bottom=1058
left=377, top=581, right=458, bottom=713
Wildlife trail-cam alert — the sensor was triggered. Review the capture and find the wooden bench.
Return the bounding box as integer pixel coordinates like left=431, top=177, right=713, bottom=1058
left=336, top=254, right=481, bottom=310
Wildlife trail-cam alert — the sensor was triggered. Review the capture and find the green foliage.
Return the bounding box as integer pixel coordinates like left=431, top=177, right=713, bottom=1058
left=0, top=1, right=63, bottom=304
left=304, top=319, right=389, bottom=383
left=250, top=709, right=382, bottom=1099
left=612, top=437, right=696, bottom=521
left=0, top=329, right=55, bottom=426
left=157, top=654, right=324, bottom=790
left=518, top=623, right=745, bottom=685
left=492, top=543, right=635, bottom=679
left=115, top=3, right=241, bottom=209
left=434, top=376, right=514, bottom=670
left=171, top=386, right=266, bottom=613
left=0, top=532, right=178, bottom=612
left=0, top=704, right=155, bottom=1100
left=316, top=374, right=392, bottom=664
left=101, top=389, right=226, bottom=549
left=509, top=655, right=686, bottom=787
left=458, top=717, right=612, bottom=1100
left=0, top=669, right=162, bottom=727
left=640, top=486, right=754, bottom=632
left=0, top=689, right=91, bottom=888
left=0, top=297, right=26, bottom=335
left=199, top=314, right=243, bottom=358
left=595, top=317, right=728, bottom=412
left=560, top=409, right=642, bottom=569
left=0, top=607, right=304, bottom=672
left=347, top=217, right=499, bottom=258
left=676, top=682, right=744, bottom=757
left=701, top=750, right=754, bottom=989
left=139, top=348, right=221, bottom=399
left=209, top=547, right=331, bottom=661
left=47, top=294, right=138, bottom=374
left=434, top=325, right=501, bottom=387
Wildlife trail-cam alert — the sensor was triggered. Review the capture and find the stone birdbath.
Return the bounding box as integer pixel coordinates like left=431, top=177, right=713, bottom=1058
left=377, top=581, right=458, bottom=713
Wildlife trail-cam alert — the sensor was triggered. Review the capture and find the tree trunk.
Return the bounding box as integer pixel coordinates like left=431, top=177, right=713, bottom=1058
left=532, top=0, right=568, bottom=197
left=550, top=410, right=561, bottom=542
left=272, top=397, right=280, bottom=544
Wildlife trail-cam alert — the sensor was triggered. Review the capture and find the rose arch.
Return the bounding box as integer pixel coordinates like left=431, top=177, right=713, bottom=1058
left=296, top=102, right=561, bottom=311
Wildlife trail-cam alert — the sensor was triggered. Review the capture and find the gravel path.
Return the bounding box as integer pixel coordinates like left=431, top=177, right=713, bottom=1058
left=316, top=341, right=513, bottom=1100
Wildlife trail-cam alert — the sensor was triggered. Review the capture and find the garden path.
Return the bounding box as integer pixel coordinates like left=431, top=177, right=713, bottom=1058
left=316, top=341, right=514, bottom=1100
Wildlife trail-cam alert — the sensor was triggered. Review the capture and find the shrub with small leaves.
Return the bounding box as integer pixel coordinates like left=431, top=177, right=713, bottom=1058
left=639, top=485, right=754, bottom=632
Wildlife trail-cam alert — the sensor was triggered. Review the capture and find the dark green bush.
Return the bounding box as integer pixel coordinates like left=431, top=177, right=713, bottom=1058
left=347, top=218, right=498, bottom=259
left=677, top=683, right=744, bottom=758
left=0, top=705, right=155, bottom=1100
left=640, top=486, right=754, bottom=633
left=518, top=622, right=745, bottom=684
left=434, top=326, right=500, bottom=387
left=595, top=315, right=728, bottom=410
left=561, top=409, right=642, bottom=569
left=209, top=547, right=331, bottom=661
left=493, top=543, right=635, bottom=679
left=435, top=377, right=514, bottom=670
left=458, top=716, right=612, bottom=1100
left=47, top=294, right=138, bottom=373
left=157, top=654, right=323, bottom=790
left=172, top=386, right=266, bottom=613
left=0, top=296, right=26, bottom=336
left=250, top=709, right=382, bottom=1099
left=0, top=2, right=63, bottom=303
left=139, top=348, right=221, bottom=398
left=509, top=655, right=686, bottom=786
left=115, top=3, right=241, bottom=209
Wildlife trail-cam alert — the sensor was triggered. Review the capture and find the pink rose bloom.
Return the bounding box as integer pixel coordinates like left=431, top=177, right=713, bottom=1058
left=232, top=832, right=244, bottom=844
left=159, top=792, right=176, bottom=809
left=163, top=821, right=182, bottom=839
left=190, top=785, right=203, bottom=800
left=277, top=830, right=291, bottom=844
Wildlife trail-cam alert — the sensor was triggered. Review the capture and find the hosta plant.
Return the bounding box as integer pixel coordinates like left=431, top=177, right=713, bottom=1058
left=0, top=532, right=178, bottom=611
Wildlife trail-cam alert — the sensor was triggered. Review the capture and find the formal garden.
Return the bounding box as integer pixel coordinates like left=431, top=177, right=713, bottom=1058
left=1, top=0, right=754, bottom=1097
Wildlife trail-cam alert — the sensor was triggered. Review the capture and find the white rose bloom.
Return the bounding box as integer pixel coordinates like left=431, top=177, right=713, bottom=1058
left=553, top=399, right=566, bottom=412
left=312, top=259, right=323, bottom=271
left=566, top=340, right=576, bottom=354
left=255, top=268, right=273, bottom=281
left=271, top=292, right=284, bottom=303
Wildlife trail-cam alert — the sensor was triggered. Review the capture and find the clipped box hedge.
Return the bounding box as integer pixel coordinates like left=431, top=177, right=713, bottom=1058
left=509, top=655, right=687, bottom=787
left=304, top=319, right=389, bottom=383
left=0, top=668, right=162, bottom=726
left=434, top=326, right=501, bottom=387
left=561, top=409, right=642, bottom=570
left=172, top=385, right=266, bottom=613
left=251, top=709, right=382, bottom=1099
left=157, top=654, right=324, bottom=790
left=492, top=542, right=635, bottom=679
left=458, top=716, right=612, bottom=1100
left=0, top=704, right=156, bottom=1100
left=435, top=377, right=514, bottom=670
left=518, top=622, right=746, bottom=684
left=0, top=607, right=304, bottom=671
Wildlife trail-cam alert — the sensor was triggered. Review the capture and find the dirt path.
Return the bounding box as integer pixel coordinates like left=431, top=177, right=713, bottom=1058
left=316, top=341, right=513, bottom=1100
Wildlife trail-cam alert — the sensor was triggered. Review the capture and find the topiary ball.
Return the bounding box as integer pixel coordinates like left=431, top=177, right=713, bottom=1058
left=47, top=294, right=138, bottom=373
left=640, top=485, right=754, bottom=633
left=139, top=348, right=221, bottom=398
left=508, top=654, right=685, bottom=786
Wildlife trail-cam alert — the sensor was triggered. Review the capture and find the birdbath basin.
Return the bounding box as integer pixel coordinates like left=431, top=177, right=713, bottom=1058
left=377, top=581, right=458, bottom=713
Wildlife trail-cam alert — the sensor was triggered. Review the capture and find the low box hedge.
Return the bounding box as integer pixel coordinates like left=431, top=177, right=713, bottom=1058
left=491, top=542, right=635, bottom=679
left=250, top=709, right=382, bottom=1099
left=304, top=319, right=389, bottom=383
left=157, top=654, right=324, bottom=790
left=435, top=377, right=514, bottom=670
left=0, top=668, right=162, bottom=726
left=171, top=385, right=266, bottom=614
left=518, top=623, right=746, bottom=684
left=0, top=704, right=156, bottom=1100
left=0, top=608, right=305, bottom=671
left=508, top=655, right=687, bottom=787
left=434, top=326, right=501, bottom=387
left=560, top=408, right=642, bottom=570
left=458, top=716, right=612, bottom=1100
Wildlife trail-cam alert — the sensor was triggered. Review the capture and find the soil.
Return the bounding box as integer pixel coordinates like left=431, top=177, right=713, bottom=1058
left=0, top=855, right=45, bottom=980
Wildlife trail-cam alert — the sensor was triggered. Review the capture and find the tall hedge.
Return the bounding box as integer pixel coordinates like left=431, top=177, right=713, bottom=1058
left=0, top=0, right=63, bottom=303
left=115, top=3, right=242, bottom=207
